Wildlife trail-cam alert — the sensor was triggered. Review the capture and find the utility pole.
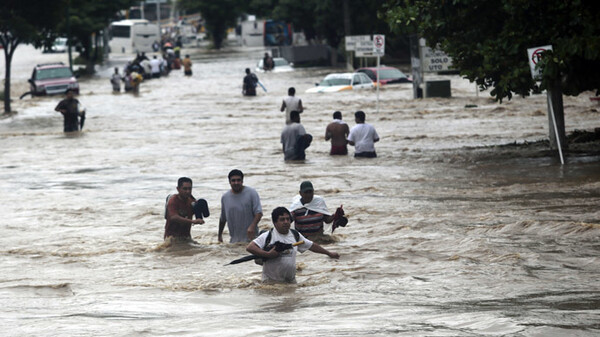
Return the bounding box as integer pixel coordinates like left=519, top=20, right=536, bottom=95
left=66, top=1, right=73, bottom=72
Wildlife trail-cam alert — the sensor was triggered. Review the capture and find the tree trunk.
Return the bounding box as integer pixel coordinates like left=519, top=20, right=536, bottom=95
left=546, top=81, right=567, bottom=151
left=2, top=39, right=18, bottom=114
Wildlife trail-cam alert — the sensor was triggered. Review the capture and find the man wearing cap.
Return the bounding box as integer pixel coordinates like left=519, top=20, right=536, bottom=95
left=289, top=181, right=335, bottom=238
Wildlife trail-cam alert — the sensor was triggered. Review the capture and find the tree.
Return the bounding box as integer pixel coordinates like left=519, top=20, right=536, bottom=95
left=251, top=0, right=392, bottom=49
left=178, top=0, right=246, bottom=49
left=382, top=0, right=600, bottom=149
left=59, top=0, right=136, bottom=75
left=1, top=0, right=63, bottom=113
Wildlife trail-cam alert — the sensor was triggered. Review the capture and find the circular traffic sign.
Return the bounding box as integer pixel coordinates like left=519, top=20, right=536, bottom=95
left=531, top=48, right=546, bottom=65
left=374, top=35, right=384, bottom=49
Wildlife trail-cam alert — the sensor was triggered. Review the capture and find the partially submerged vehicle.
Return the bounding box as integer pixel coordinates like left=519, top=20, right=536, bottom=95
left=356, top=66, right=412, bottom=85
left=28, top=62, right=79, bottom=96
left=255, top=57, right=294, bottom=72
left=305, top=73, right=374, bottom=93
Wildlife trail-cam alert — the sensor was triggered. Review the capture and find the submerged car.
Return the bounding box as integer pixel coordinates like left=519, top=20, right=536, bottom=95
left=51, top=37, right=68, bottom=53
left=356, top=66, right=411, bottom=85
left=305, top=73, right=374, bottom=93
left=255, top=57, right=294, bottom=72
left=28, top=62, right=79, bottom=96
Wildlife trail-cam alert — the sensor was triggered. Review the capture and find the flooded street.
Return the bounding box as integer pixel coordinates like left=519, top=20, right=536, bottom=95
left=1, top=44, right=599, bottom=336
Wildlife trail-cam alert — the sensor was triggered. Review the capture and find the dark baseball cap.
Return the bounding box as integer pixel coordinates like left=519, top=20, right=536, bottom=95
left=300, top=181, right=314, bottom=192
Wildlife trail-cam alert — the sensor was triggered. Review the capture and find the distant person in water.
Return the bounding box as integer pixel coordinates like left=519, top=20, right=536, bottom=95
left=110, top=67, right=121, bottom=92
left=263, top=52, right=274, bottom=71
left=348, top=110, right=379, bottom=158
left=280, top=87, right=303, bottom=124
left=281, top=110, right=312, bottom=161
left=54, top=89, right=84, bottom=132
left=242, top=68, right=258, bottom=96
left=182, top=55, right=192, bottom=76
left=325, top=111, right=350, bottom=155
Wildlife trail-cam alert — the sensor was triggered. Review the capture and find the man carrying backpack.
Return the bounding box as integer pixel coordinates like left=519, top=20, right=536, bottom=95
left=246, top=207, right=339, bottom=283
left=242, top=68, right=258, bottom=96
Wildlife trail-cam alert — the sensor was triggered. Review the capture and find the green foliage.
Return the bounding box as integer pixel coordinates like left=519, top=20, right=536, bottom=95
left=251, top=0, right=393, bottom=49
left=178, top=0, right=246, bottom=49
left=1, top=0, right=65, bottom=112
left=74, top=47, right=105, bottom=65
left=0, top=0, right=64, bottom=48
left=382, top=0, right=600, bottom=101
left=58, top=0, right=137, bottom=71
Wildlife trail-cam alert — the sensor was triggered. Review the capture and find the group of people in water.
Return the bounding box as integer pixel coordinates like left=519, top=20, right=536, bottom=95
left=50, top=47, right=379, bottom=283
left=164, top=171, right=346, bottom=283
left=110, top=48, right=193, bottom=94
left=278, top=87, right=380, bottom=160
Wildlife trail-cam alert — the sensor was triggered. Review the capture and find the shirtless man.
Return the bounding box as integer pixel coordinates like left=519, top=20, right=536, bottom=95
left=325, top=111, right=350, bottom=155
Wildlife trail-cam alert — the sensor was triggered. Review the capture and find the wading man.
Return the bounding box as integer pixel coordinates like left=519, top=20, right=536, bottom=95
left=54, top=89, right=84, bottom=133
left=219, top=169, right=263, bottom=243
left=281, top=110, right=312, bottom=161
left=164, top=177, right=206, bottom=241
left=325, top=111, right=350, bottom=155
left=348, top=110, right=379, bottom=158
left=246, top=207, right=339, bottom=283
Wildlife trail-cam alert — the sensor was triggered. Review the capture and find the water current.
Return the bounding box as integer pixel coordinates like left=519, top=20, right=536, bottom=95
left=1, top=44, right=599, bottom=336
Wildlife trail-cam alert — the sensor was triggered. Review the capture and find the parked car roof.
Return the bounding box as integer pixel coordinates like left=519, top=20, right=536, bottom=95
left=305, top=72, right=374, bottom=93
left=356, top=66, right=411, bottom=84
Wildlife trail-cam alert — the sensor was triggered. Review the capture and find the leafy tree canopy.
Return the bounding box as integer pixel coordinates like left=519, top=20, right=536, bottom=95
left=382, top=0, right=600, bottom=101
left=58, top=0, right=137, bottom=71
left=249, top=0, right=393, bottom=49
left=1, top=0, right=64, bottom=112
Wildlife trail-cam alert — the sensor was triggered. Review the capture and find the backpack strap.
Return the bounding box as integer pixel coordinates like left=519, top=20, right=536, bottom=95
left=262, top=229, right=273, bottom=250
left=291, top=229, right=300, bottom=242
left=263, top=228, right=300, bottom=249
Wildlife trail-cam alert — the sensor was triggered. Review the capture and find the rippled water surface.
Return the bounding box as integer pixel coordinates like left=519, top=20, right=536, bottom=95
left=1, top=45, right=599, bottom=336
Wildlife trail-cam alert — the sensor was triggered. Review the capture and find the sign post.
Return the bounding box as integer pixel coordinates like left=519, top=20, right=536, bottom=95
left=346, top=35, right=385, bottom=113
left=346, top=35, right=370, bottom=70
left=373, top=34, right=385, bottom=113
left=418, top=38, right=453, bottom=98
left=527, top=45, right=563, bottom=165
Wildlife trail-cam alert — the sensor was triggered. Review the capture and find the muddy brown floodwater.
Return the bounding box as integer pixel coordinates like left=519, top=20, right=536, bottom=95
left=1, top=44, right=599, bottom=336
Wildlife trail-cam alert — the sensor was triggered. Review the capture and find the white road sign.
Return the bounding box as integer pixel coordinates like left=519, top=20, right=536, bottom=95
left=345, top=35, right=371, bottom=51
left=421, top=46, right=453, bottom=72
left=355, top=39, right=375, bottom=57
left=527, top=45, right=553, bottom=80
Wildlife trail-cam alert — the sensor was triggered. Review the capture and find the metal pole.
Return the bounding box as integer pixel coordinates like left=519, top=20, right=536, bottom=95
left=157, top=1, right=161, bottom=39
left=376, top=54, right=380, bottom=113
left=66, top=2, right=73, bottom=72
left=547, top=89, right=565, bottom=165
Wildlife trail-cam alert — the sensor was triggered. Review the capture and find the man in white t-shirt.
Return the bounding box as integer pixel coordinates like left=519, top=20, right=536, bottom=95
left=246, top=207, right=339, bottom=283
left=280, top=87, right=304, bottom=124
left=347, top=110, right=380, bottom=158
left=150, top=55, right=163, bottom=78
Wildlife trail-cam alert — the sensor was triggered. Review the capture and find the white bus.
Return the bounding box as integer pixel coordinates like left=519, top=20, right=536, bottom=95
left=109, top=19, right=158, bottom=54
